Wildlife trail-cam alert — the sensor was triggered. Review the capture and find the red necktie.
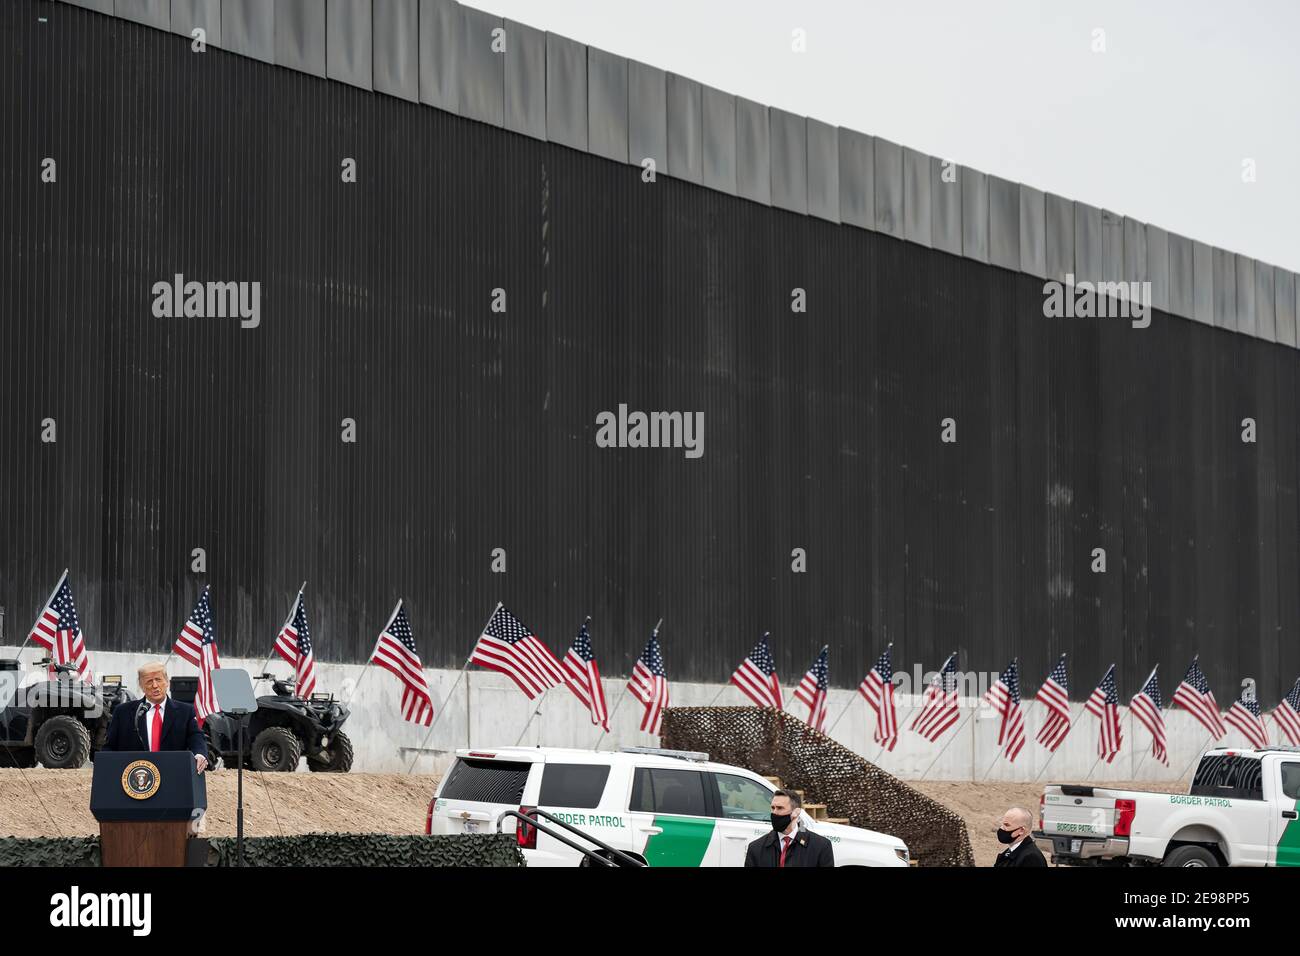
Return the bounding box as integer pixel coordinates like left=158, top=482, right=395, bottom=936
left=779, top=836, right=791, bottom=868
left=150, top=705, right=162, bottom=752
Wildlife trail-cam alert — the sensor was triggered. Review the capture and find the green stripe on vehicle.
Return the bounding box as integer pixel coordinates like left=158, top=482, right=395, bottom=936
left=1279, top=801, right=1300, bottom=867
left=643, top=816, right=715, bottom=867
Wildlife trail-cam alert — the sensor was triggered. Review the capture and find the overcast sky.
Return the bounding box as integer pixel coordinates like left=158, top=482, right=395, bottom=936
left=485, top=0, right=1300, bottom=273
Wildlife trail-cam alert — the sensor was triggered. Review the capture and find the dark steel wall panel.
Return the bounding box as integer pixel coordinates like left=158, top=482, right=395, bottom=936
left=327, top=0, right=372, bottom=90
left=171, top=0, right=220, bottom=46
left=372, top=0, right=418, bottom=102
left=222, top=0, right=272, bottom=63
left=6, top=3, right=1300, bottom=707
left=735, top=99, right=770, bottom=206
left=901, top=147, right=930, bottom=246
left=418, top=0, right=459, bottom=112
left=587, top=47, right=628, bottom=164
left=117, top=0, right=168, bottom=29
left=458, top=5, right=503, bottom=126
left=873, top=138, right=902, bottom=238
left=988, top=176, right=1018, bottom=271
left=628, top=61, right=666, bottom=168
left=806, top=119, right=838, bottom=224
left=546, top=32, right=586, bottom=150
left=275, top=0, right=325, bottom=78
left=769, top=109, right=807, bottom=215
left=665, top=74, right=702, bottom=185
left=503, top=20, right=545, bottom=140
left=701, top=86, right=737, bottom=196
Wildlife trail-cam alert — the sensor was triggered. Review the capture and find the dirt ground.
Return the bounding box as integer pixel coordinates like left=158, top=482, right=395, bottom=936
left=912, top=778, right=1191, bottom=866
left=0, top=768, right=440, bottom=839
left=1, top=767, right=1189, bottom=866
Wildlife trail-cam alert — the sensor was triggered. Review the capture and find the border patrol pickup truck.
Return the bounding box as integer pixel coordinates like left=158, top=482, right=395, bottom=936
left=1035, top=747, right=1300, bottom=866
left=426, top=746, right=910, bottom=867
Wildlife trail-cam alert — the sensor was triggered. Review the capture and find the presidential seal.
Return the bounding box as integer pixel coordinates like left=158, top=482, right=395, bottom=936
left=121, top=759, right=161, bottom=799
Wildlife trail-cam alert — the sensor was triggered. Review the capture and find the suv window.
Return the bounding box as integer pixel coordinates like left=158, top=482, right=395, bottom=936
left=439, top=758, right=532, bottom=804
left=1281, top=763, right=1300, bottom=801
left=713, top=773, right=773, bottom=822
left=629, top=767, right=709, bottom=816
left=538, top=763, right=611, bottom=809
left=1190, top=754, right=1264, bottom=801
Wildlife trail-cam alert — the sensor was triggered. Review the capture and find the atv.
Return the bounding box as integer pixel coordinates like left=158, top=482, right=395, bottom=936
left=175, top=673, right=353, bottom=773
left=0, top=658, right=130, bottom=769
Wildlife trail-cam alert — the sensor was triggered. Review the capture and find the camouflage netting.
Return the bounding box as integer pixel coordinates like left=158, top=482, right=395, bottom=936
left=0, top=836, right=101, bottom=866
left=661, top=706, right=975, bottom=867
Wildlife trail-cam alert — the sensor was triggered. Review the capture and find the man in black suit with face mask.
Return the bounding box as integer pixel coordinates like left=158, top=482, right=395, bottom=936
left=993, top=807, right=1048, bottom=866
left=744, top=789, right=835, bottom=867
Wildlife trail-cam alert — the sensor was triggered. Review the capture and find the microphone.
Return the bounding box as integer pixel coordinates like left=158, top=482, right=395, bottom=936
left=135, top=699, right=148, bottom=748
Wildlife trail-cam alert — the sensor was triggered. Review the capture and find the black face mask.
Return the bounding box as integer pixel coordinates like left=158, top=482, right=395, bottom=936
left=771, top=812, right=793, bottom=833
left=997, top=827, right=1018, bottom=845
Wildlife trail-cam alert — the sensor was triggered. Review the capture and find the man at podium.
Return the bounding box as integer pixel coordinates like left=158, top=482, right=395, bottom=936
left=101, top=662, right=208, bottom=773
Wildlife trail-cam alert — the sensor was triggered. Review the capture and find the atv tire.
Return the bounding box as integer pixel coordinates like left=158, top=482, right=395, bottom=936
left=307, top=731, right=354, bottom=773
left=35, top=715, right=92, bottom=769
left=250, top=726, right=301, bottom=772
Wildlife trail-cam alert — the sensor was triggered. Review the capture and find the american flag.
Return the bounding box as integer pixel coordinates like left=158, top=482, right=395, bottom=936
left=470, top=604, right=564, bottom=700
left=1171, top=657, right=1226, bottom=741
left=794, top=647, right=830, bottom=733
left=731, top=632, right=783, bottom=710
left=1084, top=665, right=1123, bottom=763
left=984, top=658, right=1026, bottom=763
left=1225, top=686, right=1269, bottom=750
left=371, top=602, right=434, bottom=726
left=274, top=588, right=317, bottom=698
left=1272, top=678, right=1300, bottom=746
left=1129, top=666, right=1168, bottom=767
left=561, top=619, right=609, bottom=731
left=28, top=571, right=91, bottom=680
left=1035, top=655, right=1072, bottom=752
left=911, top=653, right=960, bottom=742
left=858, top=645, right=898, bottom=751
left=174, top=586, right=221, bottom=726
left=627, top=629, right=669, bottom=735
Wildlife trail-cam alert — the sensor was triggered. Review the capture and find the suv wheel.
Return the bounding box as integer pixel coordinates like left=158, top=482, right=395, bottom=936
left=1162, top=845, right=1220, bottom=867
left=35, top=716, right=92, bottom=769
left=306, top=731, right=354, bottom=773
left=250, top=726, right=302, bottom=772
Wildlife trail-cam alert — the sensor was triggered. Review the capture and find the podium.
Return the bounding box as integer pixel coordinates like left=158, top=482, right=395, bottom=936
left=90, top=751, right=207, bottom=867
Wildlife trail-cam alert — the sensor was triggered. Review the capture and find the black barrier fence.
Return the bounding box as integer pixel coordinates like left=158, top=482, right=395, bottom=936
left=1, top=1, right=1297, bottom=707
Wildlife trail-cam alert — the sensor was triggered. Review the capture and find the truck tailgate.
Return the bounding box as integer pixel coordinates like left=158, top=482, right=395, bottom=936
left=1042, top=790, right=1122, bottom=837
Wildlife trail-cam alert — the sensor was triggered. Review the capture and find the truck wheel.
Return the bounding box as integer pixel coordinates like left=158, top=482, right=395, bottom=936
left=250, top=727, right=301, bottom=772
left=35, top=716, right=92, bottom=769
left=307, top=731, right=354, bottom=773
left=1162, top=845, right=1220, bottom=867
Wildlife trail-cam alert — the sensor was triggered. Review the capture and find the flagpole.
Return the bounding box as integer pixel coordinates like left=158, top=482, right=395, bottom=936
left=825, top=695, right=856, bottom=736
left=405, top=602, right=501, bottom=774
left=918, top=708, right=975, bottom=781
left=18, top=568, right=68, bottom=662
left=867, top=703, right=910, bottom=765
left=1033, top=703, right=1080, bottom=782
left=347, top=599, right=402, bottom=708
left=1177, top=730, right=1216, bottom=782
left=255, top=581, right=305, bottom=684
left=594, top=617, right=659, bottom=751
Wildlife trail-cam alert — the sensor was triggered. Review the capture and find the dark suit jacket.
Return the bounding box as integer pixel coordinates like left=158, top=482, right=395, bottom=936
left=994, top=837, right=1048, bottom=867
left=101, top=697, right=207, bottom=760
left=744, top=827, right=835, bottom=867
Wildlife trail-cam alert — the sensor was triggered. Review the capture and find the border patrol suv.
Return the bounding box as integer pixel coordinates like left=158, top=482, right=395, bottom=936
left=426, top=746, right=910, bottom=867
